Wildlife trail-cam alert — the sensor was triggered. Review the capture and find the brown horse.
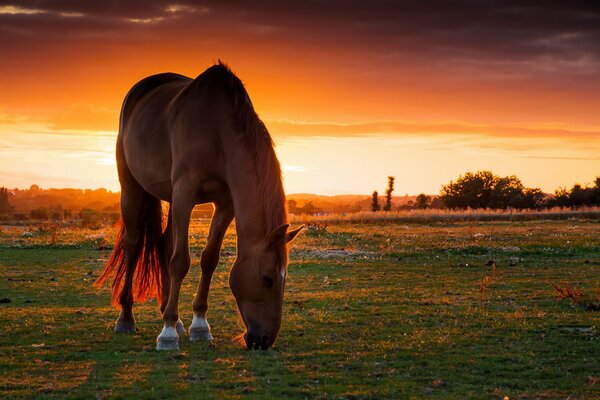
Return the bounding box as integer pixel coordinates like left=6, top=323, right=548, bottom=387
left=95, top=61, right=303, bottom=350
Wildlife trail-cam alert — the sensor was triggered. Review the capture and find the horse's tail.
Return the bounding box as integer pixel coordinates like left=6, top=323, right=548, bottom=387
left=94, top=192, right=165, bottom=307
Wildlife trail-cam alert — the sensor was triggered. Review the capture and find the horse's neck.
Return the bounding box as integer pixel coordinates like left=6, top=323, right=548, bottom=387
left=224, top=144, right=280, bottom=248
left=230, top=178, right=265, bottom=247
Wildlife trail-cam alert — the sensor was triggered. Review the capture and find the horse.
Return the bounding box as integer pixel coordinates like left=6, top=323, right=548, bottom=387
left=95, top=61, right=303, bottom=351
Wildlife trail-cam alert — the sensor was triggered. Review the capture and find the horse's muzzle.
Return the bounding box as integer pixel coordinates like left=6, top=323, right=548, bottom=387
left=244, top=331, right=272, bottom=350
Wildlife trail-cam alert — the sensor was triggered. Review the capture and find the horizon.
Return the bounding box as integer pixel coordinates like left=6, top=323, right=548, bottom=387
left=5, top=184, right=420, bottom=197
left=1, top=2, right=599, bottom=194
left=4, top=176, right=596, bottom=198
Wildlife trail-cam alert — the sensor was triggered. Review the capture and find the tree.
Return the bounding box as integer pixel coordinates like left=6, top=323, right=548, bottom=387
left=568, top=184, right=587, bottom=208
left=0, top=187, right=10, bottom=215
left=523, top=188, right=547, bottom=209
left=439, top=171, right=497, bottom=209
left=490, top=175, right=524, bottom=209
left=416, top=193, right=430, bottom=209
left=594, top=177, right=600, bottom=205
left=552, top=187, right=570, bottom=208
left=383, top=176, right=395, bottom=211
left=371, top=191, right=381, bottom=212
left=439, top=170, right=544, bottom=210
left=548, top=178, right=600, bottom=208
left=287, top=199, right=299, bottom=214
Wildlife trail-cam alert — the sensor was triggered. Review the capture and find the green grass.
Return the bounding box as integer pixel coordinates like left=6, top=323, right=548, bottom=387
left=1, top=220, right=599, bottom=399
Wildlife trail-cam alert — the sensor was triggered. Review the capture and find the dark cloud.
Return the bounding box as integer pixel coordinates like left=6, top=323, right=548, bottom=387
left=1, top=1, right=599, bottom=67
left=1, top=0, right=599, bottom=126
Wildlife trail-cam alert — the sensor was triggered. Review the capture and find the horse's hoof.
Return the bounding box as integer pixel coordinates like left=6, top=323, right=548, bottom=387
left=189, top=314, right=213, bottom=342
left=114, top=319, right=136, bottom=334
left=156, top=337, right=179, bottom=351
left=156, top=326, right=179, bottom=351
left=189, top=328, right=213, bottom=342
left=176, top=319, right=186, bottom=335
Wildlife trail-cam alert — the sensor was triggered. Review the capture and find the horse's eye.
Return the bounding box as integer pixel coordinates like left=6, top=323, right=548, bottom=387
left=262, top=275, right=274, bottom=288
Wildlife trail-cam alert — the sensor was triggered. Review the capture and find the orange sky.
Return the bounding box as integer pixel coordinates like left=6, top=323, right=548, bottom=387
left=1, top=2, right=599, bottom=195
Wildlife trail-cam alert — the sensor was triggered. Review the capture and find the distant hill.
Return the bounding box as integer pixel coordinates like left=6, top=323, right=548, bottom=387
left=7, top=185, right=120, bottom=213
left=2, top=186, right=429, bottom=215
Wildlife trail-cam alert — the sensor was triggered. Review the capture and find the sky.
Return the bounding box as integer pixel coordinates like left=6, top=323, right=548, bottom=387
left=0, top=1, right=599, bottom=195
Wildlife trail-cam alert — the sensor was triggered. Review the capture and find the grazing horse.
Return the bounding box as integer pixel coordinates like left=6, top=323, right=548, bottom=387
left=95, top=62, right=303, bottom=350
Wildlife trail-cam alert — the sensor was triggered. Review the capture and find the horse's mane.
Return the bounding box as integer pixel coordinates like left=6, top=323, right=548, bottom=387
left=212, top=61, right=288, bottom=233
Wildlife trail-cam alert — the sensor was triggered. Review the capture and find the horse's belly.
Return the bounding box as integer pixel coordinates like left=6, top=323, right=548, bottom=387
left=123, top=131, right=174, bottom=201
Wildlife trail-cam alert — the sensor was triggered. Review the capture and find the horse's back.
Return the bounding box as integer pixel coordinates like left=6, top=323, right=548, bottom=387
left=121, top=73, right=191, bottom=130
left=119, top=65, right=240, bottom=204
left=120, top=73, right=192, bottom=200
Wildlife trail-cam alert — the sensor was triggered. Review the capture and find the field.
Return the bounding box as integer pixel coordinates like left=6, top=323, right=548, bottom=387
left=1, top=218, right=599, bottom=399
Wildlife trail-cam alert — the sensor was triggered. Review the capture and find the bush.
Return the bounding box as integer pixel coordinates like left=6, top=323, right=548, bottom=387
left=30, top=207, right=49, bottom=220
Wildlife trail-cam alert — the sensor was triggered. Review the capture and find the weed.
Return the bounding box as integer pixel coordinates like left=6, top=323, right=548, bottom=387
left=548, top=280, right=600, bottom=311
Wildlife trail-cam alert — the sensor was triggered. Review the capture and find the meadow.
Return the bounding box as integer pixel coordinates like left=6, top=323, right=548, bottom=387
left=1, top=217, right=599, bottom=399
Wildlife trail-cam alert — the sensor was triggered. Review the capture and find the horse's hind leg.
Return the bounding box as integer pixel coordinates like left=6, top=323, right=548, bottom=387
left=115, top=187, right=144, bottom=333
left=190, top=201, right=234, bottom=341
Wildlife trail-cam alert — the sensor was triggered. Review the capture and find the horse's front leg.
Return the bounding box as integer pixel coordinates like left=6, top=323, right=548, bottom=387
left=156, top=188, right=194, bottom=351
left=190, top=201, right=234, bottom=342
left=160, top=207, right=186, bottom=336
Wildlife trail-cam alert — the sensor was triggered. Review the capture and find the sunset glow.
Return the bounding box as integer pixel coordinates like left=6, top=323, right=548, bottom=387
left=1, top=2, right=599, bottom=194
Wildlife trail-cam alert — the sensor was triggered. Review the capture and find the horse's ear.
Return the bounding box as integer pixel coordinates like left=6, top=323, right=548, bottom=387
left=268, top=224, right=289, bottom=246
left=285, top=225, right=305, bottom=244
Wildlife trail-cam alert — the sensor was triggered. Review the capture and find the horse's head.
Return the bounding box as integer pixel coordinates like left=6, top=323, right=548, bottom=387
left=229, top=224, right=303, bottom=349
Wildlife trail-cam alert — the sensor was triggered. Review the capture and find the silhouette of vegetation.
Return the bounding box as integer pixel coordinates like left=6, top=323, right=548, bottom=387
left=439, top=171, right=545, bottom=210
left=548, top=280, right=600, bottom=311
left=549, top=177, right=600, bottom=208
left=288, top=199, right=299, bottom=214
left=287, top=199, right=323, bottom=215
left=383, top=176, right=395, bottom=211
left=30, top=207, right=49, bottom=220
left=80, top=208, right=103, bottom=228
left=371, top=191, right=381, bottom=212
left=7, top=185, right=120, bottom=213
left=1, top=173, right=599, bottom=224
left=416, top=193, right=431, bottom=209
left=0, top=187, right=11, bottom=215
left=440, top=171, right=600, bottom=210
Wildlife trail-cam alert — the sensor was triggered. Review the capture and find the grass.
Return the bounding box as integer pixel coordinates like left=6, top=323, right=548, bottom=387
left=1, top=219, right=599, bottom=399
left=289, top=206, right=600, bottom=224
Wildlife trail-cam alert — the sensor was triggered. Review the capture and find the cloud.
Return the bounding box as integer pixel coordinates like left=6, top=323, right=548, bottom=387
left=2, top=100, right=600, bottom=147
left=267, top=119, right=600, bottom=141
left=0, top=105, right=117, bottom=132
left=0, top=1, right=598, bottom=77
left=0, top=5, right=46, bottom=15
left=3, top=102, right=600, bottom=145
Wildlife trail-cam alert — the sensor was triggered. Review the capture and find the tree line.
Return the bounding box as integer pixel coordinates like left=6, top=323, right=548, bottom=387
left=1, top=171, right=599, bottom=221
left=439, top=171, right=600, bottom=210
left=370, top=171, right=600, bottom=211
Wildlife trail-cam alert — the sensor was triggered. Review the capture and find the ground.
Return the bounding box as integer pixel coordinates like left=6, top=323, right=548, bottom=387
left=0, top=219, right=599, bottom=399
